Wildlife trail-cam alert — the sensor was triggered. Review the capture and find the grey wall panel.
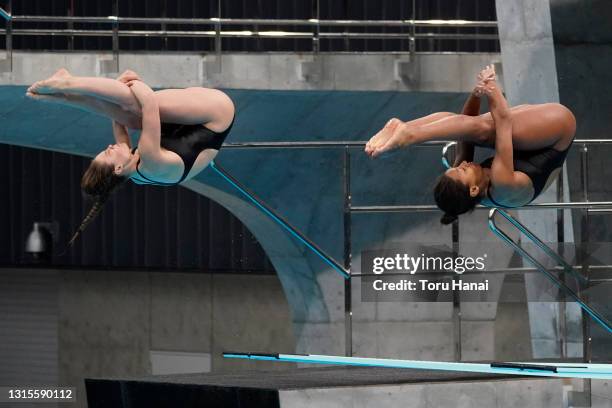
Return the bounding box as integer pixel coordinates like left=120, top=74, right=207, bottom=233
left=0, top=269, right=58, bottom=388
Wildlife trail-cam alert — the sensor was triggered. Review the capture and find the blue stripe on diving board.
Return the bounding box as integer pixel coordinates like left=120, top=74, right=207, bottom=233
left=222, top=352, right=612, bottom=380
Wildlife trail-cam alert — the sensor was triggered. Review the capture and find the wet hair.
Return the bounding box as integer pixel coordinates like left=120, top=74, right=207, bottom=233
left=433, top=173, right=481, bottom=225
left=66, top=160, right=127, bottom=248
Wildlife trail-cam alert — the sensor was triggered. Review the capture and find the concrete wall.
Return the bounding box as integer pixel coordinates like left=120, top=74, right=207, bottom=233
left=549, top=0, right=612, bottom=361
left=0, top=51, right=498, bottom=92
left=280, top=378, right=564, bottom=408
left=63, top=270, right=294, bottom=408
left=495, top=0, right=584, bottom=359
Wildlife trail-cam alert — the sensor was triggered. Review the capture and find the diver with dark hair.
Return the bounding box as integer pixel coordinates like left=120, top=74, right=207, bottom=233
left=365, top=65, right=576, bottom=224
left=27, top=68, right=235, bottom=244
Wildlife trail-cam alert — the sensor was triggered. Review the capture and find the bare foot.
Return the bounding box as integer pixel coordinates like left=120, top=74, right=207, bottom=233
left=371, top=128, right=412, bottom=158
left=28, top=68, right=72, bottom=95
left=25, top=91, right=65, bottom=103
left=365, top=118, right=401, bottom=158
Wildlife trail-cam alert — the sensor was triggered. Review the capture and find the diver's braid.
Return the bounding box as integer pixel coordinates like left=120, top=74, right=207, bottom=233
left=66, top=194, right=109, bottom=248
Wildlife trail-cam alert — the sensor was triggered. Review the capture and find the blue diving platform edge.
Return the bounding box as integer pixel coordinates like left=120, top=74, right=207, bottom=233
left=223, top=352, right=612, bottom=380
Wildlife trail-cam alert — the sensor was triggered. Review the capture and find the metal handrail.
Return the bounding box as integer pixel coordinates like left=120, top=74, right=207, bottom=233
left=2, top=15, right=498, bottom=28
left=0, top=7, right=9, bottom=21
left=0, top=12, right=501, bottom=72
left=223, top=141, right=446, bottom=149
left=0, top=29, right=498, bottom=41
left=0, top=15, right=498, bottom=50
left=488, top=208, right=612, bottom=334
left=490, top=208, right=588, bottom=283
left=351, top=202, right=612, bottom=212
left=221, top=138, right=612, bottom=149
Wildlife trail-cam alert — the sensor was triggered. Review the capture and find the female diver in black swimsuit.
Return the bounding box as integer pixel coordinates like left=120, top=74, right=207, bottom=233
left=27, top=68, right=235, bottom=243
left=365, top=65, right=576, bottom=224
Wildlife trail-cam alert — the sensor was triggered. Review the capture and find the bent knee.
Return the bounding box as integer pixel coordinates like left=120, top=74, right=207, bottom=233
left=549, top=103, right=576, bottom=137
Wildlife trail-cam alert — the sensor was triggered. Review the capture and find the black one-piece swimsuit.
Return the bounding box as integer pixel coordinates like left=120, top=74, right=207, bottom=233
left=480, top=143, right=572, bottom=207
left=132, top=118, right=234, bottom=186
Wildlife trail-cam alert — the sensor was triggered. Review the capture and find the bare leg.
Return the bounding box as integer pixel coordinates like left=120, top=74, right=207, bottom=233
left=371, top=103, right=576, bottom=157
left=26, top=91, right=141, bottom=129
left=29, top=69, right=141, bottom=114
left=365, top=112, right=454, bottom=156
left=151, top=88, right=234, bottom=132
left=29, top=69, right=235, bottom=131
left=479, top=103, right=575, bottom=151
left=371, top=113, right=489, bottom=157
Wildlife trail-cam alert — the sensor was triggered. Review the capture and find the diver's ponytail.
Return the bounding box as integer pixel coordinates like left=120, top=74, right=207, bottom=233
left=65, top=161, right=126, bottom=250
left=66, top=196, right=109, bottom=248
left=440, top=212, right=458, bottom=225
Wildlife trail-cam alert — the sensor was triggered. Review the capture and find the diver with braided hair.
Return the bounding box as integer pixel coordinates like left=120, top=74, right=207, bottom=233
left=27, top=68, right=235, bottom=245
left=365, top=65, right=576, bottom=224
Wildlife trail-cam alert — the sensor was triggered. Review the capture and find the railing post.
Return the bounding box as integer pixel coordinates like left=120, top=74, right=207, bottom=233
left=409, top=0, right=416, bottom=54
left=580, top=143, right=592, bottom=405
left=343, top=146, right=353, bottom=357
left=67, top=0, right=74, bottom=50
left=452, top=217, right=462, bottom=361
left=99, top=0, right=119, bottom=74
left=312, top=0, right=320, bottom=54
left=214, top=0, right=222, bottom=72
left=0, top=0, right=12, bottom=73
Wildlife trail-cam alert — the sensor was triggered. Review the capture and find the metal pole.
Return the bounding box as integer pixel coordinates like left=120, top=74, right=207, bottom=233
left=488, top=209, right=612, bottom=334
left=343, top=147, right=352, bottom=357
left=111, top=0, right=119, bottom=73
left=214, top=0, right=222, bottom=72
left=452, top=218, right=461, bottom=361
left=493, top=208, right=587, bottom=285
left=3, top=0, right=12, bottom=72
left=5, top=16, right=498, bottom=27
left=313, top=0, right=320, bottom=54
left=557, top=168, right=567, bottom=358
left=161, top=0, right=168, bottom=51
left=351, top=202, right=612, bottom=213
left=409, top=0, right=416, bottom=54
left=67, top=0, right=74, bottom=50
left=580, top=144, right=592, bottom=405
left=219, top=138, right=612, bottom=149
